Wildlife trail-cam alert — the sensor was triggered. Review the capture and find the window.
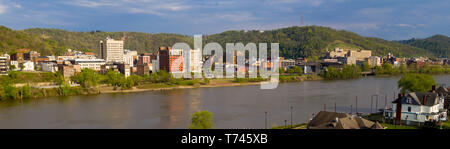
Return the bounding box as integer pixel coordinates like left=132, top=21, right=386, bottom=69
left=408, top=106, right=411, bottom=112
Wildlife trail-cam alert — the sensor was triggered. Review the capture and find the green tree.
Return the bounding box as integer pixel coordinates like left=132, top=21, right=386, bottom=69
left=9, top=65, right=16, bottom=70
left=361, top=62, right=370, bottom=72
left=398, top=74, right=437, bottom=93
left=105, top=70, right=124, bottom=88
left=71, top=68, right=100, bottom=89
left=382, top=63, right=393, bottom=74
left=189, top=110, right=214, bottom=129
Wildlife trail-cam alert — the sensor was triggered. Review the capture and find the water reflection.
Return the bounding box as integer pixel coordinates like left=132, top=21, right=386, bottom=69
left=0, top=75, right=448, bottom=128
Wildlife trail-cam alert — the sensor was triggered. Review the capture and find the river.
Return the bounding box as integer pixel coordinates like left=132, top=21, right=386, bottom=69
left=0, top=75, right=449, bottom=129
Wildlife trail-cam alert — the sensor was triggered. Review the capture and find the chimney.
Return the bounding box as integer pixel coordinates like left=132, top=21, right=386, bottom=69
left=422, top=95, right=426, bottom=105
left=395, top=94, right=402, bottom=121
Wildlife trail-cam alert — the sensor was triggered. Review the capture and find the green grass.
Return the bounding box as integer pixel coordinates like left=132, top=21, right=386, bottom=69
left=272, top=123, right=308, bottom=129
left=381, top=123, right=419, bottom=129
left=136, top=83, right=175, bottom=89
left=0, top=71, right=58, bottom=83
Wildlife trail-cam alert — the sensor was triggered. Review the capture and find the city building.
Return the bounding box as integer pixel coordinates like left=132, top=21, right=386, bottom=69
left=384, top=91, right=447, bottom=125
left=117, top=62, right=131, bottom=77
left=190, top=48, right=203, bottom=73
left=22, top=61, right=35, bottom=71
left=58, top=61, right=80, bottom=77
left=138, top=55, right=151, bottom=65
left=10, top=48, right=30, bottom=64
left=347, top=50, right=371, bottom=61
left=0, top=56, right=7, bottom=75
left=159, top=47, right=183, bottom=73
left=137, top=63, right=151, bottom=76
left=368, top=56, right=382, bottom=67
left=41, top=62, right=59, bottom=73
left=280, top=58, right=295, bottom=70
left=123, top=50, right=138, bottom=67
left=327, top=48, right=347, bottom=58
left=99, top=37, right=124, bottom=62
left=74, top=59, right=106, bottom=71
left=26, top=51, right=41, bottom=64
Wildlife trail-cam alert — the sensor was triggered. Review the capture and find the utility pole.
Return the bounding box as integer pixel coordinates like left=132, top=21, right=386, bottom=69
left=265, top=111, right=267, bottom=129
left=356, top=96, right=358, bottom=114
left=290, top=106, right=293, bottom=128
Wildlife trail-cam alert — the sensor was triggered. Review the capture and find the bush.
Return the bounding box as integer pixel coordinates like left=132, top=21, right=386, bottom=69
left=189, top=110, right=214, bottom=129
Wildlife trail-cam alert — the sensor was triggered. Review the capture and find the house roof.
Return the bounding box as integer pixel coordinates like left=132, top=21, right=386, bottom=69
left=392, top=92, right=440, bottom=106
left=308, top=111, right=384, bottom=129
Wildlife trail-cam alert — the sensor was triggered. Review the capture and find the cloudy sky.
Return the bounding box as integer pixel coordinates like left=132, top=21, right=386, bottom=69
left=0, top=0, right=449, bottom=40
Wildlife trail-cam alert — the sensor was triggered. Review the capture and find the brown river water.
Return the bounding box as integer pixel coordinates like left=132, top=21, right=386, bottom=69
left=0, top=75, right=448, bottom=129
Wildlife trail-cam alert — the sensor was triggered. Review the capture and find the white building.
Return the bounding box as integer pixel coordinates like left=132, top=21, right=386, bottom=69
left=190, top=48, right=203, bottom=73
left=100, top=37, right=124, bottom=62
left=384, top=92, right=447, bottom=125
left=123, top=49, right=137, bottom=67
left=41, top=62, right=58, bottom=73
left=368, top=56, right=381, bottom=67
left=0, top=56, right=7, bottom=75
left=74, top=59, right=106, bottom=71
left=22, top=61, right=35, bottom=71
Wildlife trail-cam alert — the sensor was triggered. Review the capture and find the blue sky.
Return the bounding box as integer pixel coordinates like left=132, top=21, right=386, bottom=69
left=0, top=0, right=449, bottom=40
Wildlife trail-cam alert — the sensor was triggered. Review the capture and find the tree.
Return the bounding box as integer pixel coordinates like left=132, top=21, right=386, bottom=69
left=189, top=110, right=214, bottom=129
left=105, top=70, right=124, bottom=87
left=398, top=74, right=437, bottom=93
left=361, top=62, right=370, bottom=72
left=71, top=68, right=100, bottom=89
left=9, top=65, right=16, bottom=70
left=382, top=63, right=393, bottom=74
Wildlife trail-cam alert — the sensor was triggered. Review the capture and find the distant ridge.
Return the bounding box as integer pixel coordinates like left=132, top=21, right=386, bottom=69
left=0, top=25, right=448, bottom=58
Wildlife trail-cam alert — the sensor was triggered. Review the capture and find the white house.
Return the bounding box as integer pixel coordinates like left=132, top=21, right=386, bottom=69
left=22, top=61, right=35, bottom=71
left=384, top=92, right=447, bottom=125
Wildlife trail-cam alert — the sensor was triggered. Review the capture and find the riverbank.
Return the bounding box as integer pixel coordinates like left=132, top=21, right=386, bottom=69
left=98, top=75, right=323, bottom=94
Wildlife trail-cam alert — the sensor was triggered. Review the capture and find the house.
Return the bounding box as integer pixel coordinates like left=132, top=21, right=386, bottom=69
left=22, top=61, right=35, bottom=71
left=307, top=111, right=385, bottom=129
left=435, top=86, right=450, bottom=110
left=384, top=91, right=447, bottom=125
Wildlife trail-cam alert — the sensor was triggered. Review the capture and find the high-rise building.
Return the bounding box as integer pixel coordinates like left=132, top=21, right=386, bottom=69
left=159, top=47, right=183, bottom=73
left=100, top=37, right=124, bottom=62
left=190, top=48, right=202, bottom=73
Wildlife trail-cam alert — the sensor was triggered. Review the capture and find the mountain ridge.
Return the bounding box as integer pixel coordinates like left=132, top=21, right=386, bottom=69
left=1, top=25, right=449, bottom=58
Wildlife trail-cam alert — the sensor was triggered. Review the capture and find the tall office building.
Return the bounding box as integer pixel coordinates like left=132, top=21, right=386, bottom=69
left=99, top=37, right=124, bottom=62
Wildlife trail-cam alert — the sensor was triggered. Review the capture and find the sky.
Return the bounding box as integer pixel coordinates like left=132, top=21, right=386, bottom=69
left=0, top=0, right=449, bottom=40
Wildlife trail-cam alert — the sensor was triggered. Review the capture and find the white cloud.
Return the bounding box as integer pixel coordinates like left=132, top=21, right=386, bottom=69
left=0, top=2, right=7, bottom=14
left=64, top=0, right=191, bottom=15
left=396, top=24, right=415, bottom=28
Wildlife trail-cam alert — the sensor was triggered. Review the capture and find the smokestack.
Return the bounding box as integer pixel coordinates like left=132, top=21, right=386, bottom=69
left=395, top=94, right=402, bottom=121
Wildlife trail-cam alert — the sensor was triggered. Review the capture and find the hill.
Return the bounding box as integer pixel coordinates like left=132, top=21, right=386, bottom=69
left=398, top=35, right=450, bottom=58
left=0, top=26, right=66, bottom=55
left=0, top=25, right=443, bottom=58
left=23, top=28, right=193, bottom=55
left=203, top=26, right=433, bottom=58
